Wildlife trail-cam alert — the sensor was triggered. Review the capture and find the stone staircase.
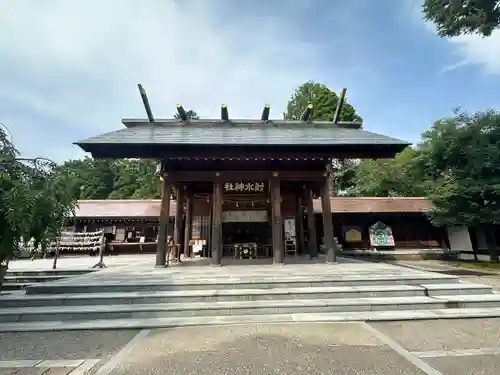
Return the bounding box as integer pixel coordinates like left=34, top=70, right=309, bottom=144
left=1, top=260, right=500, bottom=331
left=1, top=269, right=97, bottom=293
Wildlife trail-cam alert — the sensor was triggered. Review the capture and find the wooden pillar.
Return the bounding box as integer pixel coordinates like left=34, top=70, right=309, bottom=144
left=173, top=185, right=185, bottom=260
left=211, top=178, right=223, bottom=265
left=306, top=187, right=318, bottom=258
left=321, top=178, right=336, bottom=263
left=295, top=193, right=305, bottom=255
left=156, top=173, right=172, bottom=267
left=183, top=193, right=193, bottom=258
left=270, top=175, right=284, bottom=264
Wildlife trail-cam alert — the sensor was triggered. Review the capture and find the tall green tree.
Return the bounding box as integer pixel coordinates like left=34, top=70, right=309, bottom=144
left=285, top=82, right=362, bottom=195
left=414, top=109, right=500, bottom=261
left=284, top=82, right=361, bottom=122
left=422, top=0, right=500, bottom=37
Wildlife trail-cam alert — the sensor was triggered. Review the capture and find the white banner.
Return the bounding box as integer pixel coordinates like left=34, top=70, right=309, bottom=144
left=284, top=218, right=296, bottom=240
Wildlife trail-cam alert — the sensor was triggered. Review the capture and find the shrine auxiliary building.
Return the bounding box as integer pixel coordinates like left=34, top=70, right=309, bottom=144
left=75, top=87, right=409, bottom=266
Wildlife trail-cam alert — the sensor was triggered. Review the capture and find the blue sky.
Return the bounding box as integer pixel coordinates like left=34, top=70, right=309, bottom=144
left=1, top=0, right=499, bottom=163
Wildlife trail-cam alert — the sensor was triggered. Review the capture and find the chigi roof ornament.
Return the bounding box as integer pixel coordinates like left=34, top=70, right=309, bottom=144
left=136, top=84, right=347, bottom=125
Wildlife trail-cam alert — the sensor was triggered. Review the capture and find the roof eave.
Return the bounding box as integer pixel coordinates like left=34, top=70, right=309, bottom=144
left=71, top=142, right=410, bottom=159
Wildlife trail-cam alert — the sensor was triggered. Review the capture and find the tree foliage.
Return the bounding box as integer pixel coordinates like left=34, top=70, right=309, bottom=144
left=344, top=147, right=427, bottom=197
left=415, top=110, right=500, bottom=224
left=284, top=82, right=362, bottom=195
left=411, top=109, right=500, bottom=260
left=284, top=81, right=361, bottom=121
left=55, top=158, right=161, bottom=200
left=174, top=109, right=199, bottom=121
left=0, top=128, right=78, bottom=264
left=422, top=0, right=500, bottom=37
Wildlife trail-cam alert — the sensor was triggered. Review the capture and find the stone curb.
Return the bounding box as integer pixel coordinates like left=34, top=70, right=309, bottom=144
left=2, top=308, right=500, bottom=332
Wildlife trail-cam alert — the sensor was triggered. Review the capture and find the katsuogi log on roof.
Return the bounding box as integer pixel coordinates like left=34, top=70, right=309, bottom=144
left=75, top=85, right=409, bottom=159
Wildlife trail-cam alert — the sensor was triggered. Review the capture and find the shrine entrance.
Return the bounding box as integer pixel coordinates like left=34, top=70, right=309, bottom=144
left=221, top=186, right=272, bottom=259
left=75, top=86, right=409, bottom=267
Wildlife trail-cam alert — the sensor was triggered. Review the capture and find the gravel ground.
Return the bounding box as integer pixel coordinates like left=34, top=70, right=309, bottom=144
left=0, top=329, right=139, bottom=375
left=428, top=355, right=500, bottom=375
left=0, top=330, right=139, bottom=361
left=111, top=323, right=426, bottom=375
left=370, top=318, right=500, bottom=351
left=4, top=321, right=500, bottom=374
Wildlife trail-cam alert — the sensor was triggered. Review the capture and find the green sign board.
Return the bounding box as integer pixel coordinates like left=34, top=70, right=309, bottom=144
left=369, top=221, right=395, bottom=247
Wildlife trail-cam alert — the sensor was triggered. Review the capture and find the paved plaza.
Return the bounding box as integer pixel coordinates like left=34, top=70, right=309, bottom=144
left=1, top=320, right=500, bottom=375
left=3, top=255, right=500, bottom=373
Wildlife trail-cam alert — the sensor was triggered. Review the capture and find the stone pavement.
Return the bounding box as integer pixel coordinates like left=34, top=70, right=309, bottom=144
left=2, top=320, right=500, bottom=374
left=0, top=330, right=139, bottom=375
left=389, top=260, right=500, bottom=291
left=6, top=255, right=154, bottom=272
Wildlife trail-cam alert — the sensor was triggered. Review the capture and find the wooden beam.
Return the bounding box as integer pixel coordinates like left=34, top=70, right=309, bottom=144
left=137, top=84, right=155, bottom=122
left=156, top=173, right=172, bottom=267
left=173, top=185, right=185, bottom=261
left=306, top=187, right=318, bottom=258
left=295, top=193, right=305, bottom=255
left=270, top=176, right=284, bottom=264
left=211, top=178, right=223, bottom=265
left=183, top=193, right=193, bottom=258
left=333, top=88, right=347, bottom=124
left=167, top=170, right=325, bottom=182
left=321, top=178, right=336, bottom=262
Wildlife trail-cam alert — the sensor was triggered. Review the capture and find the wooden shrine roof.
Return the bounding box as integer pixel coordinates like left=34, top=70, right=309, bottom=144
left=74, top=197, right=433, bottom=220
left=327, top=197, right=434, bottom=213
left=75, top=120, right=409, bottom=159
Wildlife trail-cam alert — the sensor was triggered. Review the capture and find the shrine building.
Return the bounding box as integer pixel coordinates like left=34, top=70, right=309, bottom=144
left=74, top=86, right=409, bottom=266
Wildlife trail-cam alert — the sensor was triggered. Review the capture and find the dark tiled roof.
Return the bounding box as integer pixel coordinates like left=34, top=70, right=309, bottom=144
left=325, top=197, right=434, bottom=213
left=75, top=121, right=408, bottom=147
left=76, top=199, right=171, bottom=218
left=75, top=197, right=432, bottom=219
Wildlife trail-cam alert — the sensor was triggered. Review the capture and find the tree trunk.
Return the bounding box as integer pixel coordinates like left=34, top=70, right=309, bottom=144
left=0, top=264, right=6, bottom=292
left=467, top=227, right=479, bottom=261
left=0, top=258, right=9, bottom=291
left=484, top=225, right=499, bottom=262
left=92, top=233, right=107, bottom=268
left=52, top=246, right=59, bottom=269
left=52, top=235, right=61, bottom=269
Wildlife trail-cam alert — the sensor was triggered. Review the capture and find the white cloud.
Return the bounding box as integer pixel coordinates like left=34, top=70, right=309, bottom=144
left=442, top=31, right=500, bottom=75
left=0, top=0, right=329, bottom=162
left=408, top=0, right=500, bottom=75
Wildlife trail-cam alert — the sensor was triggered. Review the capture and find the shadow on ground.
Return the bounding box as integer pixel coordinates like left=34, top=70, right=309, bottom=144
left=111, top=324, right=426, bottom=375
left=433, top=269, right=496, bottom=276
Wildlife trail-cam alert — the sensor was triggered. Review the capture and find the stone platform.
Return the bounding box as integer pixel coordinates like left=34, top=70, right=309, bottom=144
left=2, top=255, right=500, bottom=331
left=341, top=249, right=460, bottom=261
left=1, top=268, right=97, bottom=293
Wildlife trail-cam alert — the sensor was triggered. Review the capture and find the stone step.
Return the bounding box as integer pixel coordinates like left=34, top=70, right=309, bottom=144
left=2, top=307, right=500, bottom=332
left=433, top=294, right=500, bottom=308
left=0, top=283, right=31, bottom=291
left=5, top=295, right=500, bottom=323
left=0, top=283, right=492, bottom=308
left=25, top=274, right=459, bottom=294
left=4, top=275, right=66, bottom=283
left=422, top=282, right=494, bottom=296
left=6, top=269, right=97, bottom=277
